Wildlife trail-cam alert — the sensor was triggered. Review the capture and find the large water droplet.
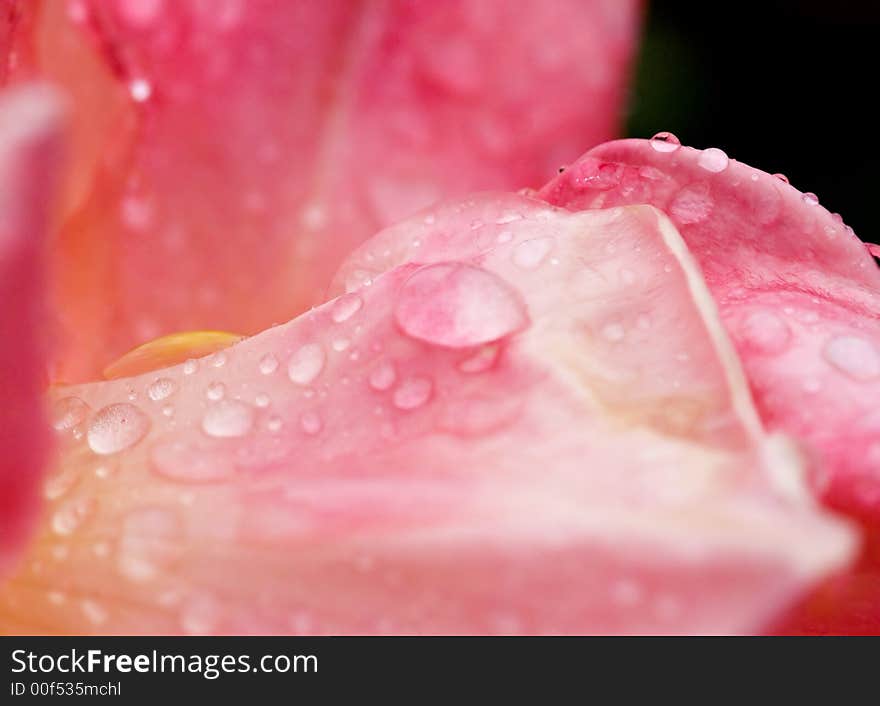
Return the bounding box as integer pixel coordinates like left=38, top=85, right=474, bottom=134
left=739, top=311, right=792, bottom=355
left=393, top=376, right=433, bottom=410
left=288, top=343, right=325, bottom=385
left=87, top=403, right=151, bottom=455
left=147, top=378, right=177, bottom=401
left=697, top=147, right=729, bottom=173
left=151, top=440, right=234, bottom=482
left=395, top=262, right=528, bottom=348
left=331, top=293, right=363, bottom=323
left=823, top=335, right=880, bottom=380
left=649, top=131, right=681, bottom=153
left=52, top=396, right=90, bottom=431
left=202, top=400, right=254, bottom=438
left=368, top=360, right=397, bottom=391
left=512, top=237, right=554, bottom=270
left=258, top=353, right=278, bottom=375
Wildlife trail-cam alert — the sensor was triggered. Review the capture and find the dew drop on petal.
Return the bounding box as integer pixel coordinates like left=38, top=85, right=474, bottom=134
left=201, top=400, right=254, bottom=438
left=267, top=415, right=283, bottom=433
left=331, top=293, right=363, bottom=323
left=739, top=311, right=792, bottom=355
left=512, top=237, right=554, bottom=270
left=288, top=343, right=325, bottom=385
left=52, top=396, right=90, bottom=431
left=210, top=351, right=228, bottom=368
left=823, top=335, right=880, bottom=380
left=395, top=263, right=528, bottom=348
left=368, top=360, right=397, bottom=391
left=183, top=359, right=198, bottom=375
left=51, top=497, right=95, bottom=536
left=87, top=404, right=151, bottom=455
left=147, top=377, right=177, bottom=401
left=205, top=381, right=225, bottom=401
left=802, top=192, right=820, bottom=206
left=697, top=147, right=729, bottom=173
left=258, top=353, right=278, bottom=375
left=299, top=411, right=323, bottom=436
left=773, top=173, right=790, bottom=184
left=393, top=376, right=433, bottom=410
left=649, top=131, right=681, bottom=153
left=254, top=393, right=271, bottom=408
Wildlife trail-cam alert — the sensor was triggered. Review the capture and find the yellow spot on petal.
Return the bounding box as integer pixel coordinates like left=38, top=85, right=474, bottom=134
left=102, top=331, right=244, bottom=380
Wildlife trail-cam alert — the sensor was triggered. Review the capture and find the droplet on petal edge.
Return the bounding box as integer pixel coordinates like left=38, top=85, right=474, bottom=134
left=649, top=131, right=681, bottom=153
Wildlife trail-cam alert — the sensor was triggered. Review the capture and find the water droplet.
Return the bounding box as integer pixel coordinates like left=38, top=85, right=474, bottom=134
left=129, top=78, right=152, bottom=102
left=649, top=131, right=681, bottom=153
left=368, top=360, right=397, bottom=391
left=210, top=351, right=228, bottom=368
left=331, top=338, right=351, bottom=352
left=183, top=359, right=198, bottom=375
left=802, top=192, right=819, bottom=206
left=87, top=403, right=151, bottom=455
left=267, top=415, right=283, bottom=433
left=147, top=377, right=177, bottom=401
left=257, top=353, right=279, bottom=375
left=161, top=404, right=175, bottom=417
left=697, top=147, right=729, bottom=173
left=458, top=345, right=500, bottom=373
left=512, top=237, right=554, bottom=270
left=206, top=381, right=226, bottom=401
left=288, top=343, right=325, bottom=385
left=51, top=497, right=95, bottom=536
left=254, top=393, right=271, bottom=408
left=773, top=173, right=789, bottom=184
left=739, top=311, right=791, bottom=355
left=601, top=323, right=625, bottom=342
left=395, top=262, right=528, bottom=348
left=52, top=396, right=89, bottom=431
left=118, top=507, right=181, bottom=582
left=151, top=440, right=234, bottom=482
left=393, top=376, right=433, bottom=410
left=823, top=335, right=880, bottom=380
left=300, top=411, right=323, bottom=435
left=202, top=400, right=254, bottom=438
left=331, top=293, right=363, bottom=323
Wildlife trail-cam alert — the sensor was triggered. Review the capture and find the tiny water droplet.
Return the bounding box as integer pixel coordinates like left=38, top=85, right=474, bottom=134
left=697, top=147, right=729, bottom=173
left=202, top=400, right=254, bottom=438
left=740, top=311, right=791, bottom=355
left=331, top=338, right=350, bottom=352
left=823, top=335, right=880, bottom=380
left=87, top=403, right=151, bottom=455
left=393, top=376, right=433, bottom=410
left=802, top=192, right=819, bottom=206
left=368, top=360, right=397, bottom=391
left=205, top=381, right=225, bottom=401
left=267, top=415, right=283, bottom=433
left=254, top=393, right=271, bottom=408
left=258, top=353, right=278, bottom=375
left=331, top=293, right=363, bottom=323
left=51, top=497, right=95, bottom=536
left=52, top=396, right=90, bottom=431
left=161, top=404, right=175, bottom=417
left=288, top=343, right=325, bottom=385
left=147, top=377, right=177, bottom=401
left=773, top=173, right=789, bottom=184
left=649, top=131, right=681, bottom=153
left=299, top=411, right=323, bottom=435
left=395, top=262, right=528, bottom=348
left=183, top=359, right=198, bottom=375
left=129, top=77, right=152, bottom=102
left=512, top=237, right=554, bottom=270
left=210, top=351, right=227, bottom=368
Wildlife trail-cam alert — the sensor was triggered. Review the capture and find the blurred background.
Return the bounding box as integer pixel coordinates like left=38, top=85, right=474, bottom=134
left=629, top=0, right=879, bottom=240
